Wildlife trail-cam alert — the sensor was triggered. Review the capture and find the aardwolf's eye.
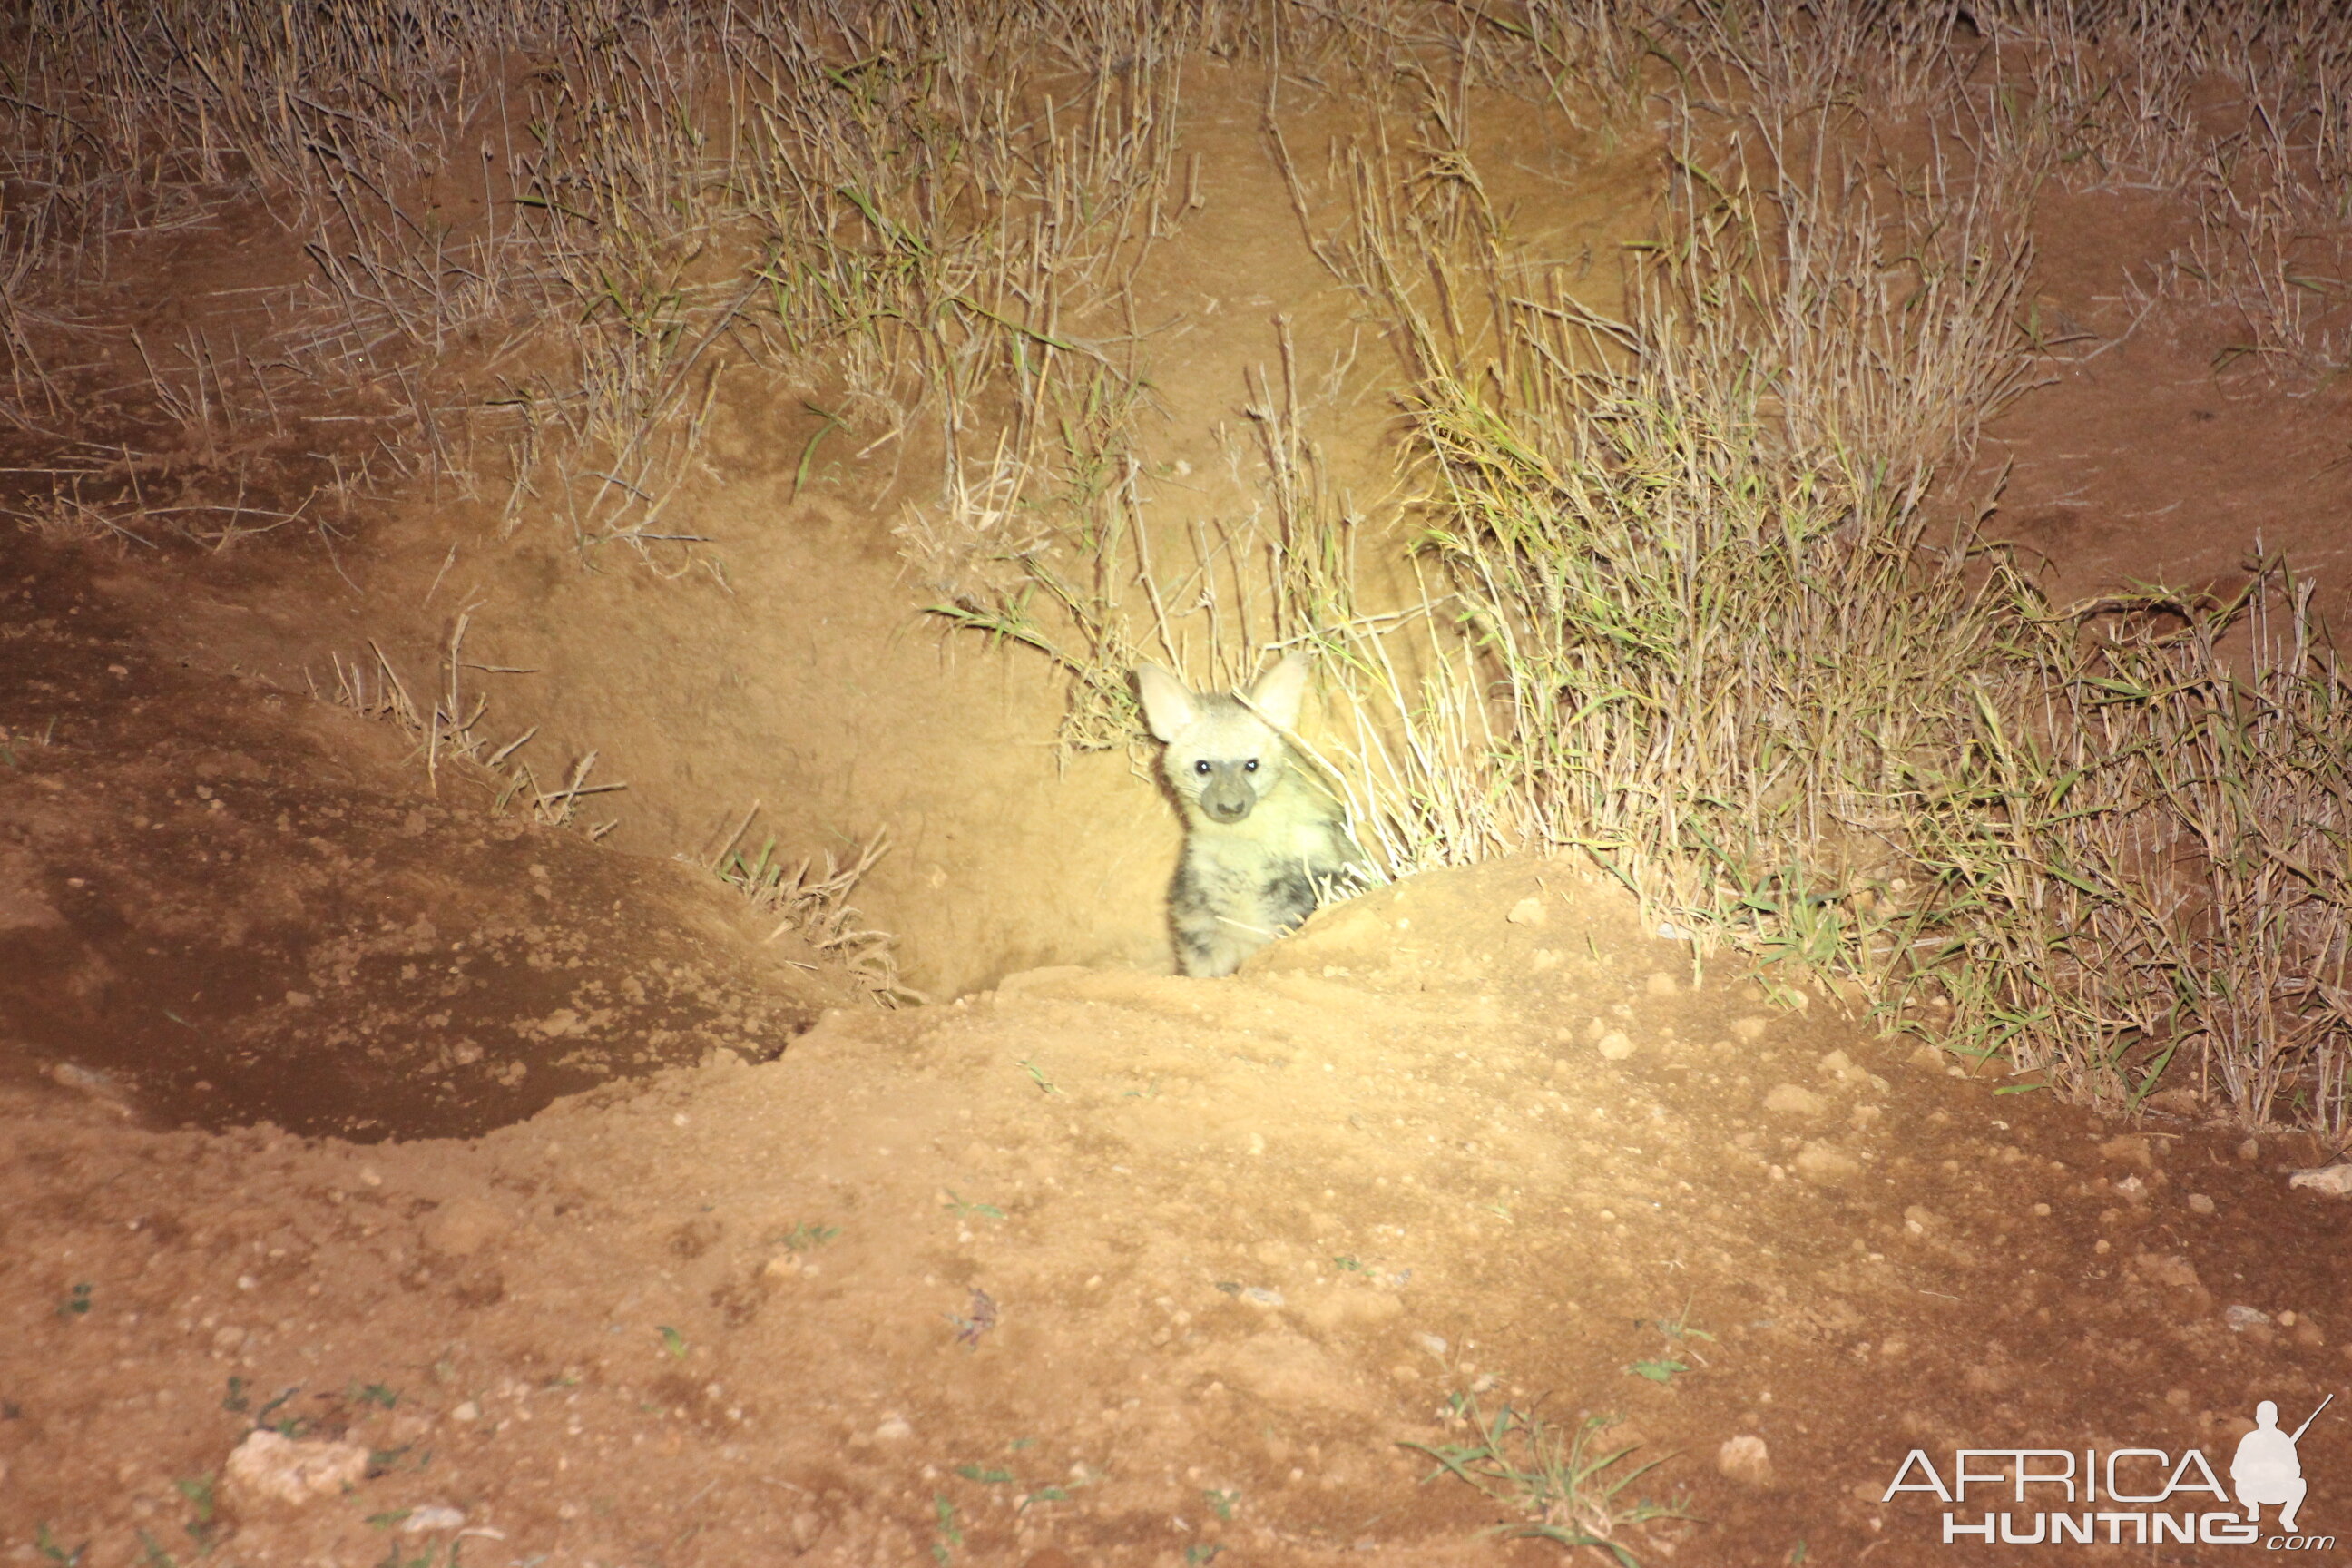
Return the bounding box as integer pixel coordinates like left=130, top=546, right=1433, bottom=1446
left=1194, top=760, right=1211, bottom=775
left=1244, top=759, right=1259, bottom=772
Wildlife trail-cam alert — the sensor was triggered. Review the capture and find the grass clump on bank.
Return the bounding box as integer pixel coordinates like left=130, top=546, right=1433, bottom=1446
left=1906, top=568, right=2352, bottom=1136
left=1298, top=9, right=2352, bottom=1138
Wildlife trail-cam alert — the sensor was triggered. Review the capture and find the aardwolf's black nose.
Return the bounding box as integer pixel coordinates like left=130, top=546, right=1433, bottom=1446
left=1204, top=789, right=1260, bottom=827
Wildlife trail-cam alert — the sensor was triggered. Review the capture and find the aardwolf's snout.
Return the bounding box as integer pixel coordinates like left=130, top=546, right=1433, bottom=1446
left=1200, top=767, right=1257, bottom=822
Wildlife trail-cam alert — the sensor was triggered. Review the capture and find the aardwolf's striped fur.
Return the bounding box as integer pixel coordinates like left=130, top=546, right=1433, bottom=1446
left=1135, top=653, right=1367, bottom=977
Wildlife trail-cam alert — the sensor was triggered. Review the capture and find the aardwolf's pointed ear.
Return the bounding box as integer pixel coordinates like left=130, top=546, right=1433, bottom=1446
left=1248, top=651, right=1311, bottom=730
left=1134, top=663, right=1197, bottom=743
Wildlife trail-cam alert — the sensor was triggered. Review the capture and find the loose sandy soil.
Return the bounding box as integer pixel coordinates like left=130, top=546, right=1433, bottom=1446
left=6, top=39, right=2352, bottom=1568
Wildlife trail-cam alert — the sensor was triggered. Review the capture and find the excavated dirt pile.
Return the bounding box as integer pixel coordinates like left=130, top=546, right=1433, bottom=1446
left=5, top=765, right=2350, bottom=1563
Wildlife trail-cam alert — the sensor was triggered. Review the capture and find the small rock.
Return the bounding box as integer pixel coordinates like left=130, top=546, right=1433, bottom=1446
left=1763, top=1084, right=1828, bottom=1119
left=1717, top=1434, right=1773, bottom=1488
left=1793, top=1142, right=1859, bottom=1185
left=2130, top=1252, right=2202, bottom=1290
left=1644, top=970, right=1677, bottom=996
left=2224, top=1305, right=2273, bottom=1333
left=1730, top=1017, right=1769, bottom=1044
left=1595, top=1031, right=1636, bottom=1062
left=2289, top=1163, right=2352, bottom=1196
left=423, top=1197, right=508, bottom=1259
left=873, top=1414, right=913, bottom=1442
left=1965, top=1362, right=2014, bottom=1395
left=400, top=1505, right=466, bottom=1534
left=2186, top=1192, right=2216, bottom=1215
left=49, top=1063, right=132, bottom=1114
left=221, top=1430, right=369, bottom=1514
left=1506, top=897, right=1547, bottom=927
left=2099, top=1134, right=2152, bottom=1170
left=1412, top=1331, right=1449, bottom=1359
left=1818, top=1049, right=1854, bottom=1076
left=450, top=1401, right=480, bottom=1423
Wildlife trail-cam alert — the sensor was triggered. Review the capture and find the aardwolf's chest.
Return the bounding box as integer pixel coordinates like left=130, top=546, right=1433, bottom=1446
left=1167, top=780, right=1355, bottom=975
left=1182, top=779, right=1346, bottom=875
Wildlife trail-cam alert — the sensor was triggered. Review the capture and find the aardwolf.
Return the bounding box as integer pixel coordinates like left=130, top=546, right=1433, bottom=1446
left=1135, top=652, right=1367, bottom=977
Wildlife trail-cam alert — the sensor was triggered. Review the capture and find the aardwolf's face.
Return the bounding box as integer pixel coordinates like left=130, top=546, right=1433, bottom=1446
left=1134, top=653, right=1310, bottom=826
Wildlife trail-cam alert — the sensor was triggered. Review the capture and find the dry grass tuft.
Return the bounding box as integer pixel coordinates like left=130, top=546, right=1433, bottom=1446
left=708, top=818, right=922, bottom=1010
left=1252, top=6, right=2352, bottom=1135
left=1904, top=565, right=2352, bottom=1136
left=323, top=614, right=626, bottom=839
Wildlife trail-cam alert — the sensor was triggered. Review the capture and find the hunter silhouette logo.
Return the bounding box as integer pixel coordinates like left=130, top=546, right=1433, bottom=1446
left=1881, top=1394, right=2337, bottom=1548
left=2233, top=1396, right=2329, bottom=1534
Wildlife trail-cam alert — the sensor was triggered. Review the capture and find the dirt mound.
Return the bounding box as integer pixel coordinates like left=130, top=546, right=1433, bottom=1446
left=0, top=536, right=867, bottom=1140
left=5, top=854, right=2346, bottom=1564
